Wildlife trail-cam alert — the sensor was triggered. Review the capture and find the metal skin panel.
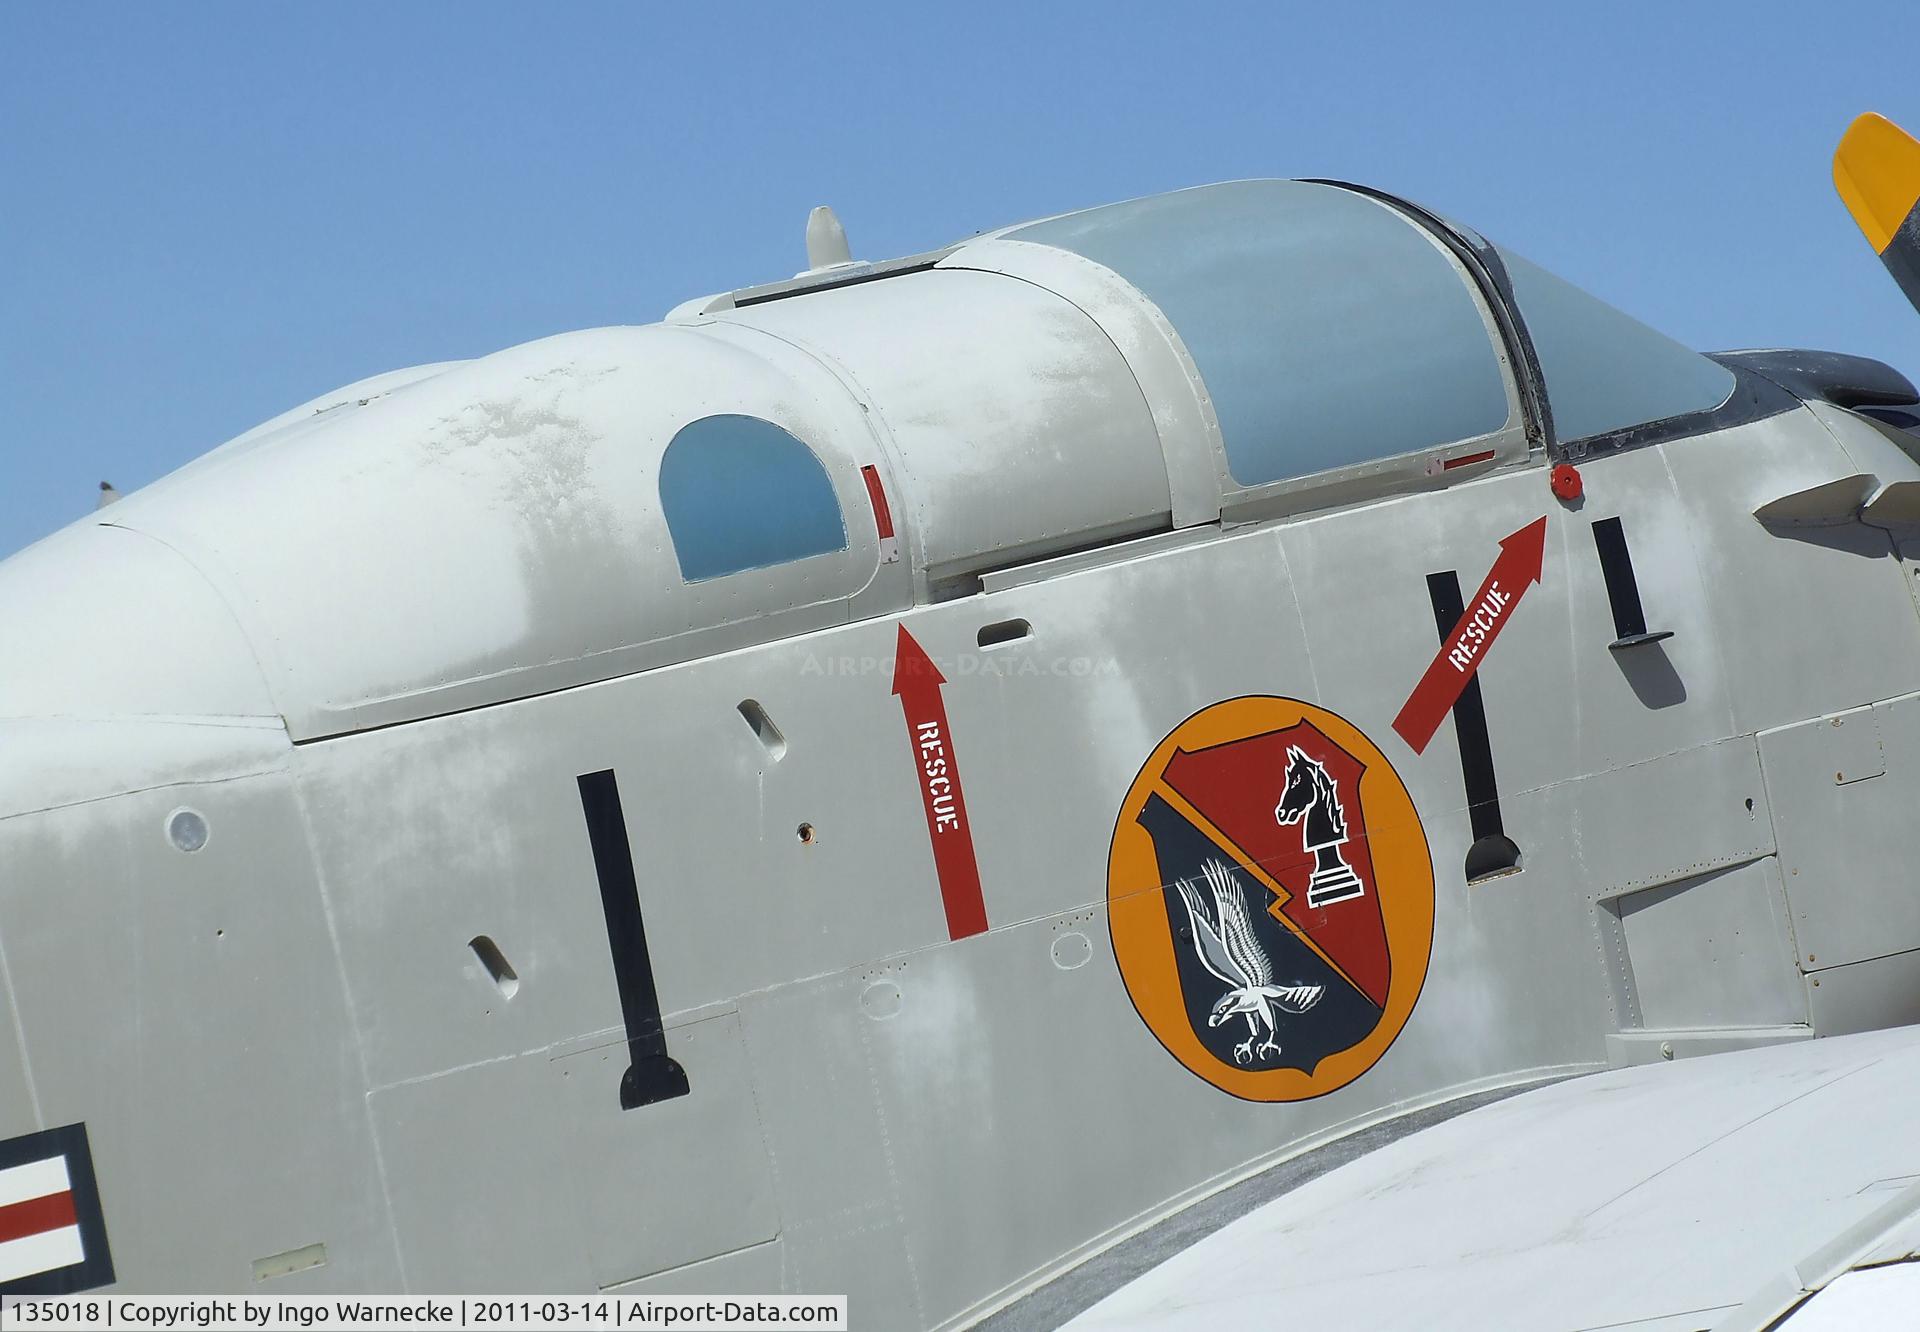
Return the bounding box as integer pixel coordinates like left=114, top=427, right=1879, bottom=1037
left=369, top=1010, right=779, bottom=1293
left=1481, top=740, right=1776, bottom=1056
left=1174, top=474, right=1608, bottom=1082
left=157, top=360, right=471, bottom=487
left=1805, top=398, right=1920, bottom=496
left=288, top=614, right=956, bottom=1095
left=1764, top=691, right=1920, bottom=975
left=717, top=268, right=1172, bottom=587
left=1616, top=859, right=1807, bottom=1030
left=94, top=325, right=900, bottom=741
left=1802, top=401, right=1920, bottom=623
left=1566, top=737, right=1774, bottom=898
left=1804, top=947, right=1920, bottom=1035
left=1383, top=776, right=1618, bottom=1080
left=1276, top=444, right=1739, bottom=807
left=552, top=1013, right=779, bottom=1289
left=0, top=932, right=36, bottom=1134
left=0, top=717, right=287, bottom=825
left=1664, top=406, right=1920, bottom=737
left=367, top=1050, right=588, bottom=1290
left=0, top=767, right=398, bottom=1292
left=0, top=522, right=276, bottom=722
left=734, top=975, right=921, bottom=1323
left=850, top=907, right=1353, bottom=1324
left=936, top=238, right=1226, bottom=530
left=933, top=531, right=1322, bottom=930
left=1559, top=443, right=1741, bottom=773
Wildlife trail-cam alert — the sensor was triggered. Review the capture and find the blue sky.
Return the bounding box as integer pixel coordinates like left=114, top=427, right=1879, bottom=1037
left=3, top=2, right=1917, bottom=558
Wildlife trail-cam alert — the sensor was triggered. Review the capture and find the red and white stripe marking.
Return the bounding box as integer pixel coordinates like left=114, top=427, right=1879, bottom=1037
left=0, top=1154, right=83, bottom=1284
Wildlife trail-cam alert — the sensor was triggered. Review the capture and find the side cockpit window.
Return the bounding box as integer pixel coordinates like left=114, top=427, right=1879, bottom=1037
left=1495, top=247, right=1735, bottom=445
left=660, top=414, right=848, bottom=581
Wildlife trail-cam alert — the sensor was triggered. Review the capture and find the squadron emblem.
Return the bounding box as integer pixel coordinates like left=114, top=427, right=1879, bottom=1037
left=1107, top=697, right=1434, bottom=1101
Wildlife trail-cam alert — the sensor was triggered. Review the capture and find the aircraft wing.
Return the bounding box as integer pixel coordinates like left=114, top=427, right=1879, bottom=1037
left=1062, top=1026, right=1920, bottom=1332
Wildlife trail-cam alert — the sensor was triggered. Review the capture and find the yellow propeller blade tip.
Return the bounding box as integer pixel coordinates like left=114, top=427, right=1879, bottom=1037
left=1834, top=111, right=1920, bottom=255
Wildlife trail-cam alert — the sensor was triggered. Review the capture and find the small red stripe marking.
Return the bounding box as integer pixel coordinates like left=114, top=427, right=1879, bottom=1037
left=0, top=1190, right=76, bottom=1245
left=860, top=465, right=896, bottom=540
left=1442, top=449, right=1498, bottom=471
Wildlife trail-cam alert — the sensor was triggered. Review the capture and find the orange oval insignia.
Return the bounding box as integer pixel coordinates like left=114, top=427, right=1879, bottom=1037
left=1107, top=697, right=1434, bottom=1101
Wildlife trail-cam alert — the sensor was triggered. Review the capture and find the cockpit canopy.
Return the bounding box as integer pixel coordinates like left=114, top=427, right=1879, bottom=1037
left=1007, top=180, right=1735, bottom=467
left=1012, top=181, right=1514, bottom=488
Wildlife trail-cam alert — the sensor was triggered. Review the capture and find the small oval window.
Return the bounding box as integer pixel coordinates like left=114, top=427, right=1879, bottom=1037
left=660, top=415, right=847, bottom=582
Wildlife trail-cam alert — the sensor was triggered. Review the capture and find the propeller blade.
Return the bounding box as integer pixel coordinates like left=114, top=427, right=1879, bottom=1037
left=1835, top=111, right=1920, bottom=316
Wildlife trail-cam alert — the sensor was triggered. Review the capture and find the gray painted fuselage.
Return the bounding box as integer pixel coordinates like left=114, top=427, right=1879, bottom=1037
left=5, top=181, right=1920, bottom=1327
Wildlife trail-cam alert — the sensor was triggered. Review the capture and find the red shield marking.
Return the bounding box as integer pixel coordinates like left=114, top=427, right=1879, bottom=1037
left=1162, top=721, right=1390, bottom=1008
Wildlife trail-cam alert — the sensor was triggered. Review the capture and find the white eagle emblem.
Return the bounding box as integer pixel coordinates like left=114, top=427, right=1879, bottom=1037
left=1175, top=859, right=1326, bottom=1065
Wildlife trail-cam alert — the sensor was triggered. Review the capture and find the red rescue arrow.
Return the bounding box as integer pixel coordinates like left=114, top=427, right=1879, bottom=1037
left=1392, top=517, right=1548, bottom=755
left=892, top=625, right=989, bottom=940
